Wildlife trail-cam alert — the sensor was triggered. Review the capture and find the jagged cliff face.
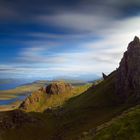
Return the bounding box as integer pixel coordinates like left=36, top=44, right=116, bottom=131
left=116, top=36, right=140, bottom=101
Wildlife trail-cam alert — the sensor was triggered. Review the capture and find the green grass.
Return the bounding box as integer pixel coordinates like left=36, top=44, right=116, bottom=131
left=90, top=105, right=140, bottom=140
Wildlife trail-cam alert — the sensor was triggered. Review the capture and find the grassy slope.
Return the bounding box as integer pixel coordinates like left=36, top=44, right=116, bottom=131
left=0, top=73, right=136, bottom=140
left=50, top=71, right=128, bottom=140
left=81, top=105, right=140, bottom=140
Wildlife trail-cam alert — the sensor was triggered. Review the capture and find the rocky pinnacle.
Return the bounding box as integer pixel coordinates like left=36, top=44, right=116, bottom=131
left=116, top=36, right=140, bottom=102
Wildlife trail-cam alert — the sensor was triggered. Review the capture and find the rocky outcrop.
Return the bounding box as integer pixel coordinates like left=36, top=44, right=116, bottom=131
left=19, top=82, right=72, bottom=110
left=116, top=36, right=140, bottom=102
left=46, top=81, right=72, bottom=94
left=102, top=73, right=107, bottom=80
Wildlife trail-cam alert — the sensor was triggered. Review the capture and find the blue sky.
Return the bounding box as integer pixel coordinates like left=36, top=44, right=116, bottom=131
left=1, top=0, right=140, bottom=80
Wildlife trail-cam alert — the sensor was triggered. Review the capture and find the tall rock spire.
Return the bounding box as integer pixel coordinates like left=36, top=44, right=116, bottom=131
left=116, top=36, right=140, bottom=102
left=128, top=36, right=140, bottom=49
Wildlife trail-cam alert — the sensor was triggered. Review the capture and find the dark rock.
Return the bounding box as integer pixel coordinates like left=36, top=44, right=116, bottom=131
left=116, top=36, right=140, bottom=102
left=102, top=73, right=107, bottom=80
left=46, top=81, right=72, bottom=94
left=45, top=107, right=53, bottom=113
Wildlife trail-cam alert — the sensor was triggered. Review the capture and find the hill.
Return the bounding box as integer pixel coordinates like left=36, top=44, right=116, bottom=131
left=19, top=81, right=91, bottom=112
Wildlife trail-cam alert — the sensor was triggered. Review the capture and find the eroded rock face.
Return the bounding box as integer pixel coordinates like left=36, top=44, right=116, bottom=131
left=116, top=36, right=140, bottom=101
left=46, top=82, right=72, bottom=94
left=19, top=91, right=45, bottom=110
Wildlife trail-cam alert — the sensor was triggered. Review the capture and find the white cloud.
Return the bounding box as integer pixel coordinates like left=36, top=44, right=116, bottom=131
left=37, top=13, right=114, bottom=33
left=2, top=12, right=140, bottom=79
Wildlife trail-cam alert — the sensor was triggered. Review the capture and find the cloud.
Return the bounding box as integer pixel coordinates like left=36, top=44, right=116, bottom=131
left=37, top=13, right=114, bottom=33
left=1, top=0, right=140, bottom=79
left=2, top=14, right=140, bottom=78
left=1, top=0, right=140, bottom=22
left=18, top=45, right=69, bottom=64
